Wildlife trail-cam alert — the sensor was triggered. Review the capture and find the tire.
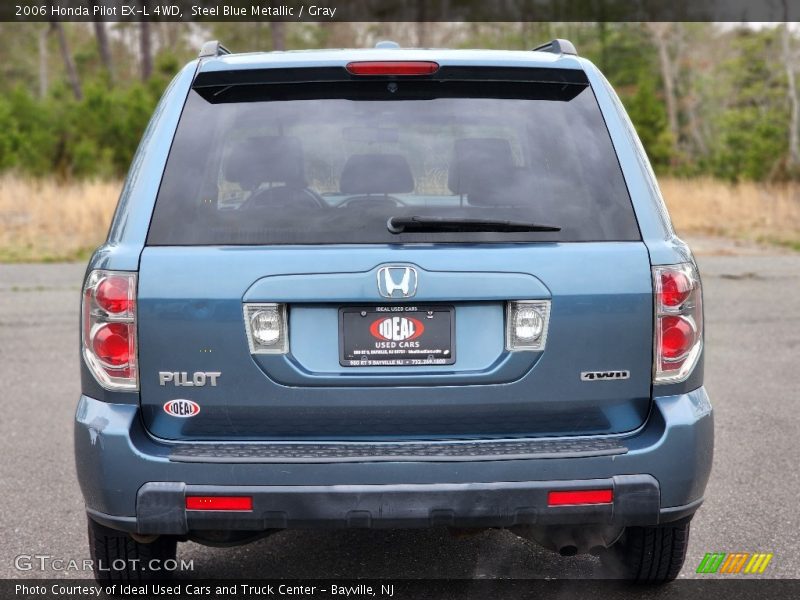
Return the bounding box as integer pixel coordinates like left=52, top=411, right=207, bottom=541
left=601, top=519, right=691, bottom=583
left=87, top=517, right=178, bottom=584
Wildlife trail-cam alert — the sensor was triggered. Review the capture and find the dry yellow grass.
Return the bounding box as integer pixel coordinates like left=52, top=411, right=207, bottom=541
left=0, top=175, right=799, bottom=261
left=661, top=177, right=800, bottom=248
left=0, top=176, right=121, bottom=262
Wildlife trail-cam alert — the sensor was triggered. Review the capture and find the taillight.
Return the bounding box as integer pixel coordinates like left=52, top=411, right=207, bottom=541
left=659, top=270, right=692, bottom=308
left=345, top=61, right=439, bottom=76
left=92, top=323, right=131, bottom=367
left=95, top=275, right=132, bottom=314
left=82, top=270, right=138, bottom=390
left=660, top=316, right=695, bottom=360
left=653, top=263, right=703, bottom=384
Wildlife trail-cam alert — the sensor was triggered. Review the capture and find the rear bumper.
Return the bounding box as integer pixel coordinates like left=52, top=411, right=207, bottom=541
left=90, top=475, right=684, bottom=535
left=75, top=387, right=713, bottom=535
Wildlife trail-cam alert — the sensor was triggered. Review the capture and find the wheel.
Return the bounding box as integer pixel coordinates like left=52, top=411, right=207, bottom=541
left=601, top=518, right=691, bottom=583
left=87, top=516, right=178, bottom=584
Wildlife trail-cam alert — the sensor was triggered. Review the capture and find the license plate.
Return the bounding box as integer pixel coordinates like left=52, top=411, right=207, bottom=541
left=339, top=305, right=455, bottom=367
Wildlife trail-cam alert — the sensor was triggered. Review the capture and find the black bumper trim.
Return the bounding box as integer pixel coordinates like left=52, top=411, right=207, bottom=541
left=168, top=437, right=627, bottom=464
left=128, top=474, right=661, bottom=536
left=659, top=497, right=704, bottom=524
left=86, top=508, right=137, bottom=532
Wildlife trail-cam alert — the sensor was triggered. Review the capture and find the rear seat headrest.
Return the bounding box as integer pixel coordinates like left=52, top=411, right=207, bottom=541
left=225, top=136, right=306, bottom=189
left=339, top=154, right=415, bottom=195
left=448, top=138, right=516, bottom=195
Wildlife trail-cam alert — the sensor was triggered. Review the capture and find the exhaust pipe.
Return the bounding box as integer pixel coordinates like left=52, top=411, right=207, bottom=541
left=558, top=545, right=578, bottom=557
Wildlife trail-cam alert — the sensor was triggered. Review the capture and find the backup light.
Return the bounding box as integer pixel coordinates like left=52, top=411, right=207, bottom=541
left=244, top=303, right=289, bottom=354
left=251, top=309, right=282, bottom=345
left=514, top=305, right=544, bottom=341
left=506, top=300, right=551, bottom=351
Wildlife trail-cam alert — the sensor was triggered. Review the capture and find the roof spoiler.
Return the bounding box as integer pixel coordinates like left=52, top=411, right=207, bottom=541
left=198, top=38, right=576, bottom=59
left=198, top=40, right=231, bottom=59
left=532, top=39, right=578, bottom=56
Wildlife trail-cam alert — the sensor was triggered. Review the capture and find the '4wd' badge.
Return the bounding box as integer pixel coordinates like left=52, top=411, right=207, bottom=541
left=580, top=370, right=630, bottom=381
left=163, top=399, right=200, bottom=418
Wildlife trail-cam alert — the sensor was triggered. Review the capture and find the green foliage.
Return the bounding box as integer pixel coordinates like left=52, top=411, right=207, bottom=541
left=709, top=28, right=789, bottom=181
left=0, top=22, right=184, bottom=179
left=0, top=87, right=59, bottom=176
left=624, top=72, right=675, bottom=170
left=0, top=77, right=166, bottom=179
left=1, top=22, right=799, bottom=183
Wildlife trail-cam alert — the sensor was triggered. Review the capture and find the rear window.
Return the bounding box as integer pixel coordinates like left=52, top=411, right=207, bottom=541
left=147, top=69, right=640, bottom=245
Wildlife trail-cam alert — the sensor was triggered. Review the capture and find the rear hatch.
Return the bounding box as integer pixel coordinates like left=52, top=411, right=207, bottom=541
left=137, top=61, right=652, bottom=441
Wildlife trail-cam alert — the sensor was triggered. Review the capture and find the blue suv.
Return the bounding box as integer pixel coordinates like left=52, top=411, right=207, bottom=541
left=75, top=39, right=713, bottom=583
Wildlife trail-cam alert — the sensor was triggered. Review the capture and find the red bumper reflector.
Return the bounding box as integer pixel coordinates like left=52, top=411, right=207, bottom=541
left=185, top=496, right=253, bottom=511
left=346, top=61, right=439, bottom=76
left=547, top=489, right=613, bottom=506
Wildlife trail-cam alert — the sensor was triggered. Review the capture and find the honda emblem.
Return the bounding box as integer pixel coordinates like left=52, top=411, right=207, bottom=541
left=377, top=265, right=418, bottom=298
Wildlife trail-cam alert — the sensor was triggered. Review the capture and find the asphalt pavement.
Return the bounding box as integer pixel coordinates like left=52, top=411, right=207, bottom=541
left=1, top=243, right=798, bottom=582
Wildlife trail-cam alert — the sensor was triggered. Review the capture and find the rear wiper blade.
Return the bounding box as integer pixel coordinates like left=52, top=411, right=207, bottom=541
left=387, top=216, right=561, bottom=234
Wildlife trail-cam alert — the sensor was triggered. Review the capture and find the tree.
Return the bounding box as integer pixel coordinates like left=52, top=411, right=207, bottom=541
left=781, top=17, right=799, bottom=170
left=52, top=22, right=82, bottom=100
left=38, top=25, right=49, bottom=99
left=416, top=0, right=429, bottom=47
left=90, top=0, right=114, bottom=85
left=625, top=70, right=674, bottom=170
left=646, top=23, right=680, bottom=165
left=711, top=28, right=788, bottom=181
left=139, top=7, right=153, bottom=81
left=680, top=24, right=712, bottom=163
left=270, top=22, right=286, bottom=51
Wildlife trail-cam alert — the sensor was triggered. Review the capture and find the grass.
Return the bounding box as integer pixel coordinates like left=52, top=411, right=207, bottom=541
left=0, top=175, right=799, bottom=262
left=0, top=176, right=120, bottom=263
left=660, top=177, right=800, bottom=248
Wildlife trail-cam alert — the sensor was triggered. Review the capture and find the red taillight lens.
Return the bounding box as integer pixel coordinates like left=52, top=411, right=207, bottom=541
left=345, top=61, right=439, bottom=76
left=653, top=264, right=703, bottom=384
left=82, top=270, right=138, bottom=390
left=95, top=275, right=131, bottom=314
left=186, top=496, right=253, bottom=511
left=548, top=489, right=613, bottom=506
left=659, top=270, right=691, bottom=308
left=92, top=323, right=130, bottom=367
left=660, top=316, right=695, bottom=360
